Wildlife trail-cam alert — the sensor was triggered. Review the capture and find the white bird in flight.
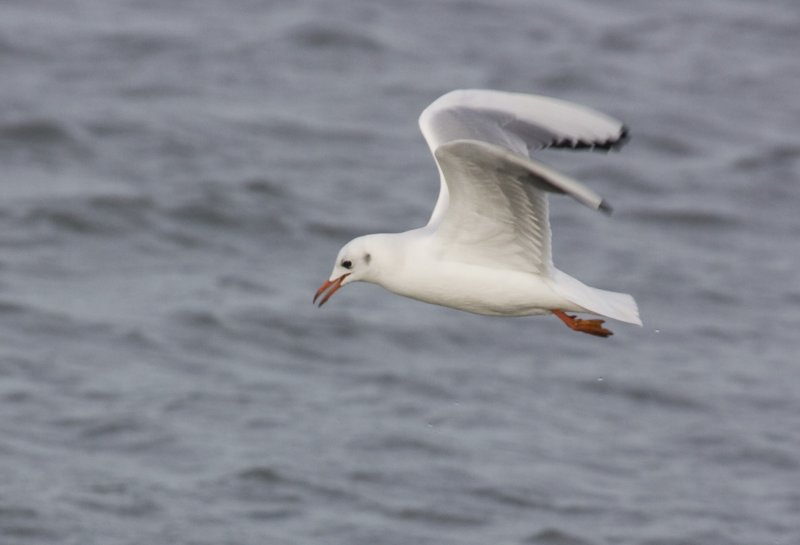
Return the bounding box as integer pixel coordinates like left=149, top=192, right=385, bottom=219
left=314, top=89, right=641, bottom=337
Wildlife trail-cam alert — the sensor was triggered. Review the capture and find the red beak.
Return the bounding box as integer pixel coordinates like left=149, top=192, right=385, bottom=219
left=313, top=274, right=350, bottom=307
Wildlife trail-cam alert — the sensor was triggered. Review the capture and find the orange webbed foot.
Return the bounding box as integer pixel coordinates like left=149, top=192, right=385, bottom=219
left=552, top=309, right=614, bottom=338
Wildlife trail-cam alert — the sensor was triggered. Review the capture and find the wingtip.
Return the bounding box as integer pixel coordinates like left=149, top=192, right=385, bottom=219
left=599, top=199, right=613, bottom=215
left=614, top=125, right=631, bottom=150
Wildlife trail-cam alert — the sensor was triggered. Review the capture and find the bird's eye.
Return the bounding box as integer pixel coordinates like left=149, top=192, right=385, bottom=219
left=341, top=259, right=353, bottom=269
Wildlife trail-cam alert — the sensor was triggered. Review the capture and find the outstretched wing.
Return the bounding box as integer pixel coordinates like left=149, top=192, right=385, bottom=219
left=433, top=140, right=579, bottom=274
left=419, top=89, right=628, bottom=226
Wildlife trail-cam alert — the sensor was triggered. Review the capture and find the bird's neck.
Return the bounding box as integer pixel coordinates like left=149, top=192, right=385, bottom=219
left=363, top=229, right=429, bottom=291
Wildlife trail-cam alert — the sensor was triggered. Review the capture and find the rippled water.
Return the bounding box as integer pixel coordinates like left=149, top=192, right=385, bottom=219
left=1, top=1, right=799, bottom=544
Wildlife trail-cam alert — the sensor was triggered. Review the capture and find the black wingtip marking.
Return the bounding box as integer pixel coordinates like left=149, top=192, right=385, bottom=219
left=549, top=125, right=630, bottom=153
left=614, top=125, right=631, bottom=150
left=599, top=199, right=613, bottom=215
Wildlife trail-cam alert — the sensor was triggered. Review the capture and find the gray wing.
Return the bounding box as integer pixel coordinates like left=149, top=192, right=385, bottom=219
left=419, top=89, right=628, bottom=225
left=433, top=139, right=593, bottom=274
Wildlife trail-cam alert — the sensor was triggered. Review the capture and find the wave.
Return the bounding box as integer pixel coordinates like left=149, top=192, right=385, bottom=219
left=625, top=205, right=740, bottom=229
left=581, top=379, right=708, bottom=411
left=733, top=144, right=800, bottom=172
left=0, top=118, right=75, bottom=144
left=524, top=528, right=596, bottom=545
left=18, top=194, right=155, bottom=236
left=286, top=22, right=384, bottom=53
left=231, top=465, right=358, bottom=504
left=2, top=177, right=294, bottom=244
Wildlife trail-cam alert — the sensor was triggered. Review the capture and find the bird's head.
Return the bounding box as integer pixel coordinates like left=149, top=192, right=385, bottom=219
left=314, top=235, right=377, bottom=307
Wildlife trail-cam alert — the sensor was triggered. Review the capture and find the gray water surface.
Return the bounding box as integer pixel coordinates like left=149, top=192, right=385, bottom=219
left=1, top=1, right=799, bottom=544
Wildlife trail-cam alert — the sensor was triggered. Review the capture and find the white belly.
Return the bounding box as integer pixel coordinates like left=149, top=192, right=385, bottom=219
left=380, top=261, right=584, bottom=317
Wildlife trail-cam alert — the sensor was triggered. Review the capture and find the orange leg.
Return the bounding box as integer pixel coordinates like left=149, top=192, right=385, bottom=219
left=552, top=309, right=613, bottom=338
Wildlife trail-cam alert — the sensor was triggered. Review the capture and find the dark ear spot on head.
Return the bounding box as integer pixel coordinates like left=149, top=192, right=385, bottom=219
left=364, top=253, right=371, bottom=264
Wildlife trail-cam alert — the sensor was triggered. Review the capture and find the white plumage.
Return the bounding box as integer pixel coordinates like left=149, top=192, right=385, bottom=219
left=315, top=89, right=641, bottom=337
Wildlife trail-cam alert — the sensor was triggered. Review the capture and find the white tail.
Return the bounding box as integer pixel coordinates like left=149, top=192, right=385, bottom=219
left=549, top=269, right=642, bottom=326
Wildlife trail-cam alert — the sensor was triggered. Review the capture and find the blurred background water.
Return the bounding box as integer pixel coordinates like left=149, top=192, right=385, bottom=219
left=1, top=0, right=799, bottom=544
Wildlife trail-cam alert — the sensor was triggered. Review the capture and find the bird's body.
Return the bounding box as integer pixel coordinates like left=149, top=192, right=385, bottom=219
left=315, top=89, right=642, bottom=337
left=352, top=229, right=582, bottom=317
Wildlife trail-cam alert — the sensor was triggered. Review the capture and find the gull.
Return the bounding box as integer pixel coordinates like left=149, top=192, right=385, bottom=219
left=314, top=89, right=641, bottom=337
